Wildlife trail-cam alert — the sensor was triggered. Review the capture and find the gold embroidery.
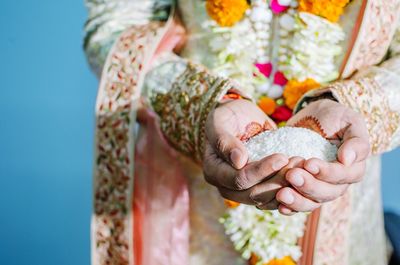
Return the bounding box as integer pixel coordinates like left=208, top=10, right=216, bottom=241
left=93, top=22, right=165, bottom=265
left=151, top=63, right=235, bottom=162
left=329, top=78, right=400, bottom=154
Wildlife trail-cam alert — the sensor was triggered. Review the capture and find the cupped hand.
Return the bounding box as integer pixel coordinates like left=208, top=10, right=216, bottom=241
left=276, top=99, right=370, bottom=215
left=203, top=99, right=290, bottom=209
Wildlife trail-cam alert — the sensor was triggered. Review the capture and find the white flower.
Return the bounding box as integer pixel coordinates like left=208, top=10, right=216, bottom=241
left=279, top=12, right=345, bottom=83
left=201, top=1, right=275, bottom=96
left=221, top=205, right=307, bottom=264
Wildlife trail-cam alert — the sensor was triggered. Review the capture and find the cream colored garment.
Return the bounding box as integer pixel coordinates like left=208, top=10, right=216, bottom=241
left=348, top=156, right=387, bottom=265
left=84, top=0, right=399, bottom=264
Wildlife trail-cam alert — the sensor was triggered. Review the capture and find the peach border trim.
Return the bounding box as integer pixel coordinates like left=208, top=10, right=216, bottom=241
left=339, top=0, right=368, bottom=78
left=298, top=208, right=321, bottom=265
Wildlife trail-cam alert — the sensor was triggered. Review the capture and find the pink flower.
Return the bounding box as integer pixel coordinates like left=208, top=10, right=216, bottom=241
left=270, top=0, right=290, bottom=14
left=273, top=71, right=288, bottom=86
left=271, top=106, right=293, bottom=122
left=255, top=62, right=273, bottom=78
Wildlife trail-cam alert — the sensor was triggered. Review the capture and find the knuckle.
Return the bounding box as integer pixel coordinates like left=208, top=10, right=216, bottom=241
left=251, top=162, right=263, bottom=175
left=290, top=156, right=305, bottom=166
left=215, top=137, right=226, bottom=154
left=270, top=153, right=285, bottom=163
left=313, top=196, right=326, bottom=204
left=258, top=200, right=279, bottom=210
left=249, top=187, right=262, bottom=203
left=234, top=170, right=250, bottom=190
left=336, top=176, right=348, bottom=185
left=297, top=182, right=315, bottom=198
left=264, top=204, right=279, bottom=211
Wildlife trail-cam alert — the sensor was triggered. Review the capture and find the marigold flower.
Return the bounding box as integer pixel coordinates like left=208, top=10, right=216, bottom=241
left=258, top=96, right=277, bottom=115
left=224, top=199, right=240, bottom=208
left=283, top=78, right=320, bottom=109
left=206, top=0, right=249, bottom=27
left=250, top=254, right=296, bottom=265
left=298, top=0, right=350, bottom=22
left=267, top=256, right=296, bottom=265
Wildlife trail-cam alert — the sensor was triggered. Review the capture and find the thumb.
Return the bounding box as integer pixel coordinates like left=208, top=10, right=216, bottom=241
left=214, top=131, right=249, bottom=169
left=338, top=117, right=370, bottom=166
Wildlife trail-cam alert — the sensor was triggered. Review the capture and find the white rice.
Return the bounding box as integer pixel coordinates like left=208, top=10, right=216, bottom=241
left=245, top=127, right=338, bottom=162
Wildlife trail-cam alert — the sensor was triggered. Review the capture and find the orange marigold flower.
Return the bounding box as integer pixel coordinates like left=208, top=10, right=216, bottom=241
left=250, top=254, right=296, bottom=265
left=267, top=256, right=296, bottom=265
left=258, top=96, right=277, bottom=115
left=283, top=78, right=320, bottom=109
left=298, top=0, right=350, bottom=22
left=206, top=0, right=249, bottom=27
left=224, top=199, right=240, bottom=208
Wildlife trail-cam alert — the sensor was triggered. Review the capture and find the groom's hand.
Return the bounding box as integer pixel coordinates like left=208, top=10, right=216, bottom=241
left=276, top=99, right=370, bottom=215
left=203, top=99, right=289, bottom=208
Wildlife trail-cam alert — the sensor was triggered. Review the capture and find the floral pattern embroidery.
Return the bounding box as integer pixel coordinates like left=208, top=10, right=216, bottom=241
left=93, top=22, right=165, bottom=265
left=328, top=78, right=400, bottom=154
left=313, top=192, right=351, bottom=265
left=341, top=0, right=400, bottom=78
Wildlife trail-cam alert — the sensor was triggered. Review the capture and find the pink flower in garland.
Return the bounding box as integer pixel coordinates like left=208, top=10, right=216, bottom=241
left=270, top=0, right=290, bottom=14
left=255, top=62, right=273, bottom=78
left=271, top=106, right=293, bottom=122
left=273, top=71, right=288, bottom=86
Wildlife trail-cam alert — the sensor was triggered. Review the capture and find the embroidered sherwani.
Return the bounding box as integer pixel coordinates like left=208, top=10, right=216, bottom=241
left=84, top=1, right=400, bottom=264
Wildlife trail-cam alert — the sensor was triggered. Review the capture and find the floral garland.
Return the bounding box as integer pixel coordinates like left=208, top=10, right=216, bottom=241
left=204, top=0, right=350, bottom=264
left=220, top=205, right=306, bottom=265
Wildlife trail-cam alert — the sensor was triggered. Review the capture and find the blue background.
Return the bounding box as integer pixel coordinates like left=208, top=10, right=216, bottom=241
left=0, top=1, right=399, bottom=264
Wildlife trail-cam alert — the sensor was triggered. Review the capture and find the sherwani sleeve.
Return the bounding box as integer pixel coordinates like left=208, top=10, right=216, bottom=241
left=296, top=28, right=400, bottom=155
left=84, top=0, right=172, bottom=75
left=84, top=0, right=241, bottom=163
left=143, top=57, right=242, bottom=162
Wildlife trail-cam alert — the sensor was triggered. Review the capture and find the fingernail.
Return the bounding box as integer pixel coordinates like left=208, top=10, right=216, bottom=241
left=230, top=148, right=243, bottom=168
left=280, top=206, right=292, bottom=215
left=280, top=190, right=294, bottom=205
left=290, top=172, right=304, bottom=187
left=273, top=159, right=287, bottom=171
left=306, top=163, right=319, bottom=175
left=344, top=150, right=356, bottom=165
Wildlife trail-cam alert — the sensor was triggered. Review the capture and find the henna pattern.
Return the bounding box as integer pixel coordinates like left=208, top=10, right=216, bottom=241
left=293, top=116, right=327, bottom=138
left=239, top=121, right=274, bottom=141
left=293, top=116, right=343, bottom=146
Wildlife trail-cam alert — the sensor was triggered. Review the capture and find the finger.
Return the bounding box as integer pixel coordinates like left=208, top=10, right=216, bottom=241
left=278, top=205, right=297, bottom=216
left=215, top=132, right=249, bottom=169
left=338, top=116, right=370, bottom=165
left=304, top=158, right=366, bottom=184
left=276, top=187, right=321, bottom=213
left=218, top=162, right=289, bottom=205
left=286, top=168, right=349, bottom=203
left=257, top=199, right=280, bottom=211
left=206, top=111, right=249, bottom=169
left=249, top=156, right=303, bottom=204
left=218, top=187, right=254, bottom=205
left=204, top=144, right=288, bottom=190
left=203, top=143, right=239, bottom=189
left=241, top=154, right=289, bottom=189
left=249, top=174, right=288, bottom=205
left=338, top=136, right=370, bottom=166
